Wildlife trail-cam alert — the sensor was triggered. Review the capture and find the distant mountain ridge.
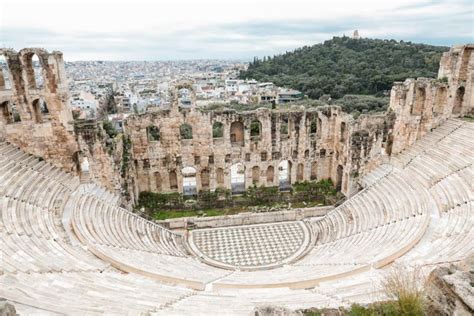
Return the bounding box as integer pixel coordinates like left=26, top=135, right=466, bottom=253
left=240, top=36, right=449, bottom=99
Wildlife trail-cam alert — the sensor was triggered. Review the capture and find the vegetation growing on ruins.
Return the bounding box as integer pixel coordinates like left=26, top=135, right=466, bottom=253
left=201, top=94, right=390, bottom=115
left=102, top=120, right=118, bottom=138
left=240, top=36, right=448, bottom=101
left=302, top=266, right=426, bottom=316
left=135, top=180, right=340, bottom=220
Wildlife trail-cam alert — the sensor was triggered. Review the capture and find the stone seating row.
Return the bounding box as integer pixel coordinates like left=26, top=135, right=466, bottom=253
left=79, top=183, right=120, bottom=206
left=359, top=164, right=393, bottom=188
left=396, top=201, right=473, bottom=266
left=72, top=194, right=187, bottom=257
left=0, top=142, right=79, bottom=191
left=0, top=196, right=106, bottom=274
left=430, top=167, right=473, bottom=212
left=391, top=119, right=464, bottom=167
left=313, top=170, right=430, bottom=244
left=0, top=271, right=193, bottom=315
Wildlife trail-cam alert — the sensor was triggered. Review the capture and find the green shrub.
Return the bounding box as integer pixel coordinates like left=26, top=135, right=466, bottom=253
left=102, top=120, right=118, bottom=138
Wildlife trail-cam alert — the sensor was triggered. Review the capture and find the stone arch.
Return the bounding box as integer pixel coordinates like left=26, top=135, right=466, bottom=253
left=169, top=170, right=178, bottom=190
left=340, top=122, right=346, bottom=142
left=250, top=119, right=261, bottom=137
left=19, top=49, right=48, bottom=90
left=411, top=86, right=425, bottom=115
left=147, top=126, right=160, bottom=142
left=280, top=117, right=289, bottom=136
left=230, top=163, right=245, bottom=194
left=336, top=165, right=343, bottom=191
left=0, top=54, right=12, bottom=90
left=178, top=87, right=192, bottom=108
left=0, top=101, right=13, bottom=124
left=278, top=160, right=291, bottom=190
left=230, top=121, right=244, bottom=145
left=32, top=98, right=49, bottom=123
left=310, top=119, right=317, bottom=134
left=212, top=122, right=224, bottom=138
left=182, top=166, right=197, bottom=195
left=310, top=161, right=318, bottom=180
left=216, top=168, right=225, bottom=186
left=296, top=163, right=304, bottom=182
left=251, top=166, right=260, bottom=185
left=266, top=166, right=274, bottom=184
left=434, top=86, right=448, bottom=114
left=200, top=168, right=210, bottom=190
left=452, top=87, right=465, bottom=114
left=180, top=123, right=193, bottom=139
left=154, top=172, right=162, bottom=192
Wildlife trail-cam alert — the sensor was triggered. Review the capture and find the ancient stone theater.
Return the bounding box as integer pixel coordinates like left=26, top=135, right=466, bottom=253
left=0, top=45, right=472, bottom=314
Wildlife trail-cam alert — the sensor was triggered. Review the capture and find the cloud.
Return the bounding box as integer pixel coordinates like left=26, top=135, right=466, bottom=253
left=1, top=0, right=472, bottom=60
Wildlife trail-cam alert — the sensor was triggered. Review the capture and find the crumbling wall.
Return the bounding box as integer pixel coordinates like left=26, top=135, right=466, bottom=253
left=390, top=44, right=473, bottom=155
left=0, top=48, right=78, bottom=172
left=124, top=87, right=388, bottom=200
left=74, top=119, right=123, bottom=194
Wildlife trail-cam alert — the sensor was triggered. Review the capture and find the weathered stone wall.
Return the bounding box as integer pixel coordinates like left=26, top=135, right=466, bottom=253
left=125, top=99, right=359, bottom=198
left=390, top=44, right=473, bottom=155
left=74, top=120, right=123, bottom=193
left=124, top=86, right=392, bottom=200
left=0, top=48, right=78, bottom=172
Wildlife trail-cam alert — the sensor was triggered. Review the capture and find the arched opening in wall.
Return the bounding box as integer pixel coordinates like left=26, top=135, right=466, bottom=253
left=250, top=120, right=261, bottom=139
left=310, top=161, right=318, bottom=180
left=411, top=87, right=425, bottom=115
left=230, top=163, right=245, bottom=194
left=182, top=166, right=197, bottom=196
left=216, top=168, right=225, bottom=187
left=11, top=104, right=21, bottom=122
left=266, top=166, right=274, bottom=184
left=280, top=117, right=289, bottom=138
left=0, top=101, right=13, bottom=124
left=340, top=122, right=346, bottom=142
left=147, top=126, right=160, bottom=142
left=169, top=170, right=178, bottom=190
left=178, top=88, right=192, bottom=108
left=154, top=172, right=162, bottom=192
left=296, top=163, right=304, bottom=182
left=336, top=165, right=343, bottom=191
left=212, top=122, right=224, bottom=138
left=251, top=166, right=260, bottom=185
left=452, top=87, right=465, bottom=114
left=278, top=160, right=291, bottom=191
left=310, top=119, right=317, bottom=134
left=180, top=123, right=193, bottom=140
left=434, top=87, right=448, bottom=115
left=317, top=118, right=322, bottom=136
left=230, top=121, right=244, bottom=145
left=0, top=55, right=11, bottom=90
left=200, top=168, right=210, bottom=190
left=25, top=54, right=44, bottom=90
left=32, top=98, right=49, bottom=123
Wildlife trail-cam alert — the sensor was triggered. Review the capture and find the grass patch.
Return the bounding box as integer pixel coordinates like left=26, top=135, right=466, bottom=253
left=461, top=115, right=474, bottom=122
left=136, top=179, right=339, bottom=220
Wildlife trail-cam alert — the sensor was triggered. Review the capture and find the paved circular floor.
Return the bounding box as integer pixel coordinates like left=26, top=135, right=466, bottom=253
left=188, top=221, right=311, bottom=270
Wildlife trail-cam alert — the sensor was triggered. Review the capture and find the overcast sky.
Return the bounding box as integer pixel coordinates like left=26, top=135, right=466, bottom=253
left=0, top=0, right=473, bottom=61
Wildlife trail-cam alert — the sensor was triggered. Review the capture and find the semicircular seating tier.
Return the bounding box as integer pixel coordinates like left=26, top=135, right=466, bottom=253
left=0, top=118, right=473, bottom=315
